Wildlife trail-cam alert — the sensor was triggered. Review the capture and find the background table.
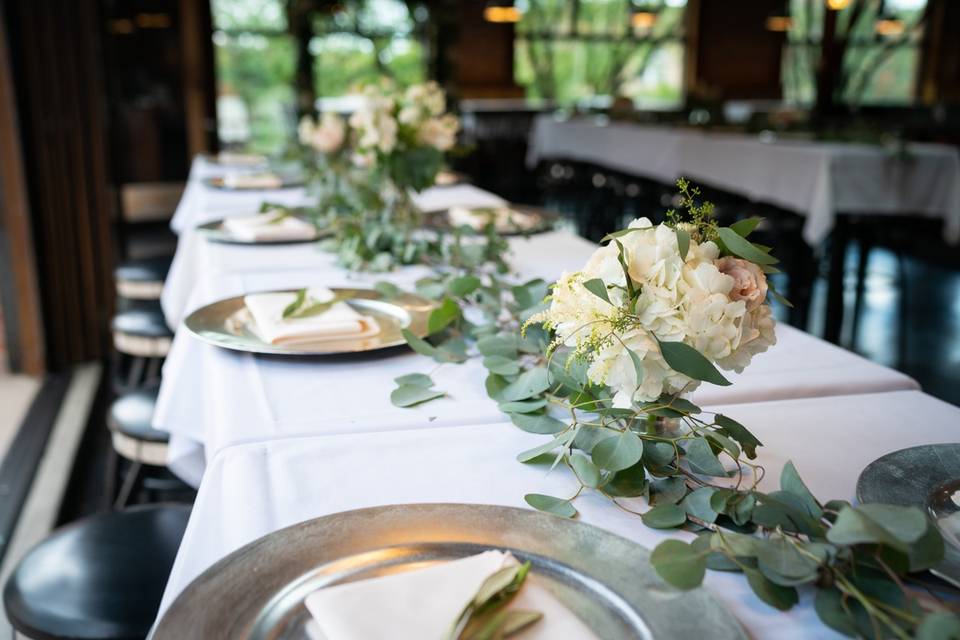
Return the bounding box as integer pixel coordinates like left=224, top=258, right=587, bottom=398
left=527, top=115, right=960, bottom=246
left=154, top=390, right=960, bottom=639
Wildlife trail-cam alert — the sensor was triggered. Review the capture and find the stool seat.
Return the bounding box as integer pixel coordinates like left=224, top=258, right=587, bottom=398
left=111, top=307, right=173, bottom=340
left=114, top=255, right=172, bottom=283
left=3, top=504, right=190, bottom=640
left=109, top=389, right=167, bottom=443
left=114, top=256, right=172, bottom=301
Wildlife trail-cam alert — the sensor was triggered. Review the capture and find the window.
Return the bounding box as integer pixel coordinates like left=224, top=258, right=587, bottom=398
left=513, top=0, right=687, bottom=108
left=211, top=0, right=426, bottom=152
left=781, top=0, right=927, bottom=106
left=212, top=0, right=294, bottom=152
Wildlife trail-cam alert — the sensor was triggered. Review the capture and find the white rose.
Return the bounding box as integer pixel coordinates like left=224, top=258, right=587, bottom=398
left=308, top=112, right=345, bottom=153
left=417, top=115, right=459, bottom=152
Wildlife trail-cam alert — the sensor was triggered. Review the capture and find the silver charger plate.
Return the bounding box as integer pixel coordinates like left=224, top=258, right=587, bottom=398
left=183, top=288, right=435, bottom=356
left=204, top=175, right=305, bottom=191
left=197, top=217, right=332, bottom=245
left=429, top=204, right=558, bottom=236
left=153, top=504, right=746, bottom=640
left=856, top=443, right=960, bottom=587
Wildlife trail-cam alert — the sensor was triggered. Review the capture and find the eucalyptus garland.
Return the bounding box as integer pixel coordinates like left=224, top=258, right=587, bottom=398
left=365, top=181, right=960, bottom=639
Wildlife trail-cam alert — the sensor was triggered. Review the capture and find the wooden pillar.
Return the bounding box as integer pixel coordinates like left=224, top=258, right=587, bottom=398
left=179, top=0, right=218, bottom=157
left=448, top=0, right=523, bottom=99
left=3, top=0, right=115, bottom=370
left=0, top=5, right=44, bottom=375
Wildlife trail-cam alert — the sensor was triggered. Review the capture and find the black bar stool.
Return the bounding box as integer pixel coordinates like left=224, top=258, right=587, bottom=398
left=106, top=388, right=174, bottom=508
left=114, top=255, right=172, bottom=303
left=111, top=305, right=173, bottom=392
left=3, top=504, right=190, bottom=640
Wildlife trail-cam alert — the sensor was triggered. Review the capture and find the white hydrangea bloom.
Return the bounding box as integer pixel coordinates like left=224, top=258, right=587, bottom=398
left=537, top=218, right=776, bottom=405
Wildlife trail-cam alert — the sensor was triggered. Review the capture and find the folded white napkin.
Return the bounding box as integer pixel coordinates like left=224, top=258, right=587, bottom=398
left=222, top=173, right=284, bottom=190
left=215, top=152, right=267, bottom=167
left=448, top=206, right=540, bottom=232
left=412, top=185, right=506, bottom=213
left=303, top=550, right=597, bottom=640
left=221, top=211, right=317, bottom=242
left=244, top=288, right=380, bottom=345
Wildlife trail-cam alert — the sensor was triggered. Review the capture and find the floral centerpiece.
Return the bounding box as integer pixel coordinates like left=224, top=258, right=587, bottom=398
left=297, top=80, right=461, bottom=270
left=388, top=180, right=957, bottom=638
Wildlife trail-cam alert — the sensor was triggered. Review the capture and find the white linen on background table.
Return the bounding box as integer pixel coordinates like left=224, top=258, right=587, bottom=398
left=154, top=390, right=960, bottom=639
left=527, top=115, right=960, bottom=245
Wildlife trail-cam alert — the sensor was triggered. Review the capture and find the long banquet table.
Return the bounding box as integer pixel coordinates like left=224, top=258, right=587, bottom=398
left=151, top=156, right=952, bottom=637
left=527, top=115, right=960, bottom=246
left=155, top=391, right=960, bottom=639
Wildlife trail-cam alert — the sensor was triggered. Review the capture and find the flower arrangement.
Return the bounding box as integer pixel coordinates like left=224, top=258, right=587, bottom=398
left=386, top=180, right=958, bottom=638
left=532, top=179, right=777, bottom=407
left=297, top=80, right=462, bottom=271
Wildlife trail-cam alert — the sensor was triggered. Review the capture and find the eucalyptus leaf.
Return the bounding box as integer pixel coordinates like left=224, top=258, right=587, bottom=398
left=477, top=334, right=519, bottom=359
left=394, top=373, right=433, bottom=388
left=730, top=217, right=763, bottom=238
left=604, top=462, right=649, bottom=497
left=447, top=274, right=481, bottom=297
left=657, top=340, right=731, bottom=386
left=916, top=612, right=960, bottom=640
left=826, top=503, right=929, bottom=553
left=642, top=503, right=687, bottom=529
left=717, top=227, right=779, bottom=265
left=683, top=438, right=727, bottom=477
left=509, top=412, right=567, bottom=435
left=744, top=568, right=798, bottom=611
left=390, top=384, right=445, bottom=408
left=582, top=278, right=611, bottom=304
left=524, top=493, right=577, bottom=518
left=649, top=476, right=687, bottom=505
left=714, top=414, right=762, bottom=459
left=780, top=461, right=822, bottom=518
left=650, top=540, right=707, bottom=590
left=591, top=431, right=643, bottom=471
left=682, top=487, right=719, bottom=524
left=482, top=355, right=521, bottom=376
left=498, top=399, right=547, bottom=414
left=428, top=298, right=461, bottom=334
left=676, top=228, right=690, bottom=260
left=501, top=367, right=551, bottom=402
left=755, top=535, right=820, bottom=585
left=516, top=431, right=574, bottom=463
left=642, top=441, right=676, bottom=469
left=570, top=454, right=601, bottom=488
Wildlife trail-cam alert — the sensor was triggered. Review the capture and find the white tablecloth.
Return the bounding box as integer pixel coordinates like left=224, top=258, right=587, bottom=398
left=155, top=390, right=960, bottom=639
left=158, top=155, right=916, bottom=487
left=155, top=307, right=918, bottom=487
left=528, top=115, right=960, bottom=245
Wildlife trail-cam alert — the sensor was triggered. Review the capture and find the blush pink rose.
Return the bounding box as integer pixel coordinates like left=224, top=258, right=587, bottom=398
left=716, top=257, right=768, bottom=310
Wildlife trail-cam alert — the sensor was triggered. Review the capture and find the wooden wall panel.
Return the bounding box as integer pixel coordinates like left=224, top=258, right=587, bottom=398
left=3, top=0, right=115, bottom=370
left=687, top=0, right=786, bottom=100
left=0, top=5, right=44, bottom=375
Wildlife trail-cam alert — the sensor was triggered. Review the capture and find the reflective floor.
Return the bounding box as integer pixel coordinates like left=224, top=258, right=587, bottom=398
left=811, top=244, right=960, bottom=407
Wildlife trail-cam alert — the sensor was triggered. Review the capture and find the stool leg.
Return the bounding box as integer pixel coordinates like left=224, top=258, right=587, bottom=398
left=126, top=356, right=146, bottom=391
left=145, top=356, right=162, bottom=387
left=104, top=445, right=120, bottom=509
left=115, top=461, right=144, bottom=509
